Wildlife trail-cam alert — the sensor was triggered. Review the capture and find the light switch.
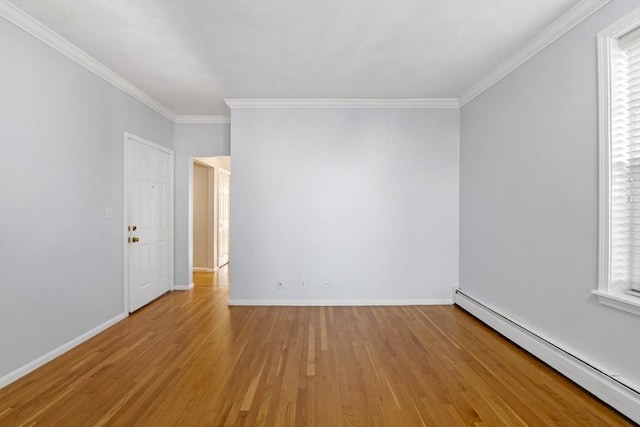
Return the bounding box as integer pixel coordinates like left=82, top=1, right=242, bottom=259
left=105, top=207, right=112, bottom=219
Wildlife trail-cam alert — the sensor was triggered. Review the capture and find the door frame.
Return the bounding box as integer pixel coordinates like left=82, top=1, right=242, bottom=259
left=193, top=159, right=218, bottom=272
left=123, top=132, right=175, bottom=313
left=217, top=168, right=231, bottom=267
left=190, top=157, right=230, bottom=276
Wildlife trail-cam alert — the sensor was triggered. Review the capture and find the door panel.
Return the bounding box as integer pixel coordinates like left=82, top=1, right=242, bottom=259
left=128, top=137, right=173, bottom=312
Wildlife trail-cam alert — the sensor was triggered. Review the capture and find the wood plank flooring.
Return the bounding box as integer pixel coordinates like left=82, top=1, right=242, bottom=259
left=0, top=267, right=632, bottom=426
left=193, top=267, right=228, bottom=287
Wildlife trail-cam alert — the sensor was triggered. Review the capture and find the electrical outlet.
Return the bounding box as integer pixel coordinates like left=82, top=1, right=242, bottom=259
left=276, top=281, right=283, bottom=289
left=301, top=279, right=306, bottom=288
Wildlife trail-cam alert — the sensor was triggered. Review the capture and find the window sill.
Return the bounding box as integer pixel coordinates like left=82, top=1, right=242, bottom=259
left=592, top=290, right=640, bottom=316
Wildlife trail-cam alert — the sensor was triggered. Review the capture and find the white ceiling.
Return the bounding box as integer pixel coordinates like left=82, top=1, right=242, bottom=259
left=9, top=0, right=581, bottom=116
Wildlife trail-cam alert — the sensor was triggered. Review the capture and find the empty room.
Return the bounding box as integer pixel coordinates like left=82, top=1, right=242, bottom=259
left=0, top=0, right=639, bottom=425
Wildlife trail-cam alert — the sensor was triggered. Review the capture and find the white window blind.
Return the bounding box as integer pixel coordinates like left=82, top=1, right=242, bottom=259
left=611, top=26, right=640, bottom=292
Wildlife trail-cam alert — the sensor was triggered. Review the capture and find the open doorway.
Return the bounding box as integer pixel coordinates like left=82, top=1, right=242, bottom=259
left=192, top=156, right=230, bottom=287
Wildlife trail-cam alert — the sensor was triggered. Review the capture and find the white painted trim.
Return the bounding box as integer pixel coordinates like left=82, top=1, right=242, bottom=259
left=0, top=0, right=611, bottom=118
left=175, top=115, right=231, bottom=124
left=123, top=134, right=130, bottom=314
left=0, top=1, right=177, bottom=121
left=174, top=283, right=194, bottom=291
left=597, top=21, right=613, bottom=308
left=459, top=0, right=611, bottom=106
left=0, top=312, right=127, bottom=389
left=592, top=290, right=640, bottom=316
left=0, top=2, right=235, bottom=123
left=454, top=290, right=640, bottom=424
left=124, top=133, right=175, bottom=313
left=595, top=8, right=640, bottom=316
left=188, top=160, right=195, bottom=289
left=225, top=99, right=459, bottom=109
left=208, top=167, right=216, bottom=270
left=228, top=299, right=452, bottom=306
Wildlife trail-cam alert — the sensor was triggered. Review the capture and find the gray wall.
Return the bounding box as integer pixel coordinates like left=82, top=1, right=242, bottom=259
left=459, top=0, right=640, bottom=387
left=230, top=108, right=459, bottom=303
left=0, top=18, right=174, bottom=377
left=173, top=124, right=230, bottom=288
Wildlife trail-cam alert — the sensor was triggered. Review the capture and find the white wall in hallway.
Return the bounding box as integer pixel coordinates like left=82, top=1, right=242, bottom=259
left=193, top=162, right=210, bottom=269
left=194, top=156, right=231, bottom=270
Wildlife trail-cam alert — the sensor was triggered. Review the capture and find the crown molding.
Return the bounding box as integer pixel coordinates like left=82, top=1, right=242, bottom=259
left=597, top=5, right=640, bottom=38
left=3, top=0, right=610, bottom=117
left=0, top=0, right=177, bottom=121
left=459, top=0, right=612, bottom=107
left=225, top=98, right=459, bottom=109
left=174, top=115, right=231, bottom=124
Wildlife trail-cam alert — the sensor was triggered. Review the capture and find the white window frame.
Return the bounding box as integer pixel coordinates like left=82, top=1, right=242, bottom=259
left=595, top=8, right=640, bottom=316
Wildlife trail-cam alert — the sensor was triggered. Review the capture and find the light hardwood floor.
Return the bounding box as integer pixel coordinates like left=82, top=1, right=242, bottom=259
left=0, top=267, right=632, bottom=426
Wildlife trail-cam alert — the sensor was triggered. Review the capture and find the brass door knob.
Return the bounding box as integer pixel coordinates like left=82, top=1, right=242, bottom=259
left=132, top=237, right=139, bottom=243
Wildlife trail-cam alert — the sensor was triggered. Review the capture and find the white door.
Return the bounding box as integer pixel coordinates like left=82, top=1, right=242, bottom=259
left=127, top=135, right=174, bottom=312
left=218, top=169, right=230, bottom=267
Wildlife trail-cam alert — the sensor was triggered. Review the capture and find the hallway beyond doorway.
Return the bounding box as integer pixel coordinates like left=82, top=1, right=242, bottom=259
left=193, top=264, right=228, bottom=288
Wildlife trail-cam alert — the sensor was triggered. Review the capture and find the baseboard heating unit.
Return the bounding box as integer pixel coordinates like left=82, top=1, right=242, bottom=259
left=454, top=289, right=640, bottom=424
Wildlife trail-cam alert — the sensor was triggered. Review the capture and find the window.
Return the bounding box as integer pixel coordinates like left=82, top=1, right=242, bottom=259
left=596, top=8, right=640, bottom=316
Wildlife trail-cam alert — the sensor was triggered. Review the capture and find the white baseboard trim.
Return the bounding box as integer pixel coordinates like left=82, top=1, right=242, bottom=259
left=0, top=312, right=127, bottom=389
left=228, top=298, right=452, bottom=306
left=454, top=290, right=640, bottom=424
left=192, top=267, right=217, bottom=273
left=174, top=283, right=194, bottom=291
